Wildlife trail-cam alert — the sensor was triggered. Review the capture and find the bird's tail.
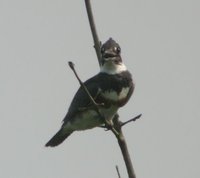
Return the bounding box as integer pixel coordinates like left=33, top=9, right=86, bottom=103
left=45, top=128, right=73, bottom=147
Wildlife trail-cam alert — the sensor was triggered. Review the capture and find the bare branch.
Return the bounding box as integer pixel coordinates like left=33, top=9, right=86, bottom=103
left=84, top=0, right=102, bottom=66
left=84, top=1, right=139, bottom=178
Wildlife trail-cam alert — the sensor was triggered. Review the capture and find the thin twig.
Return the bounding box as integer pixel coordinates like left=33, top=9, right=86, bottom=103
left=116, top=165, right=121, bottom=178
left=68, top=61, right=100, bottom=106
left=121, top=114, right=142, bottom=127
left=68, top=61, right=119, bottom=136
left=100, top=114, right=142, bottom=130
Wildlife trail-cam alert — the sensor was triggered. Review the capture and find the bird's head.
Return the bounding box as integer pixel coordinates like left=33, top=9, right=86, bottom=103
left=100, top=38, right=127, bottom=74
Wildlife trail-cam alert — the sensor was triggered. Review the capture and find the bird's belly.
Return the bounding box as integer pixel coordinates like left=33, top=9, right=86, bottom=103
left=66, top=106, right=118, bottom=131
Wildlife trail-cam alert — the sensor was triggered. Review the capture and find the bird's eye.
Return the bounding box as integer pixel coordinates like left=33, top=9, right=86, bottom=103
left=115, top=46, right=121, bottom=54
left=101, top=47, right=105, bottom=54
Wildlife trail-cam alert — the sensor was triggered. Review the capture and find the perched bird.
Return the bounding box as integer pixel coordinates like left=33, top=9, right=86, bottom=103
left=45, top=38, right=134, bottom=147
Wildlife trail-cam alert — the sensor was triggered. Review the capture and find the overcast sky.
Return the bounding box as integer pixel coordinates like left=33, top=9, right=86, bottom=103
left=0, top=0, right=199, bottom=178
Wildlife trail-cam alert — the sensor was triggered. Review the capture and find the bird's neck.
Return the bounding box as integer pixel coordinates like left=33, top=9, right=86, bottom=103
left=100, top=62, right=127, bottom=75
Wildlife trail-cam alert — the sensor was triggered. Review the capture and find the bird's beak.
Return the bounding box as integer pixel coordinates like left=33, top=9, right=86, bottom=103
left=103, top=50, right=117, bottom=60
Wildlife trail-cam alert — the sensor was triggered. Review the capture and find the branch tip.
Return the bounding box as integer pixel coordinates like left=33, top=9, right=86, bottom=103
left=68, top=61, right=75, bottom=69
left=121, top=114, right=142, bottom=127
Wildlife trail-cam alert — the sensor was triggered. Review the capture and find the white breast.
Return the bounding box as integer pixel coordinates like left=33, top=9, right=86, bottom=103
left=102, top=87, right=130, bottom=101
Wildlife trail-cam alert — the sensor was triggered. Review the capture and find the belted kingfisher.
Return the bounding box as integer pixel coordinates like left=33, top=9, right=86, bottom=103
left=45, top=38, right=134, bottom=147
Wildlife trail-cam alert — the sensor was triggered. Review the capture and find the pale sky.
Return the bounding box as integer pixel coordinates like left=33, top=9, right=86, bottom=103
left=0, top=0, right=199, bottom=178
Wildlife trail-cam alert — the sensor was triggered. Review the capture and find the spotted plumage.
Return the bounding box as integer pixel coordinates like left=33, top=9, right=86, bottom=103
left=45, top=38, right=134, bottom=147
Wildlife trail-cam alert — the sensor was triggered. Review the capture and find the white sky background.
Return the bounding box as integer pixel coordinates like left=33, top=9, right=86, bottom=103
left=0, top=0, right=199, bottom=178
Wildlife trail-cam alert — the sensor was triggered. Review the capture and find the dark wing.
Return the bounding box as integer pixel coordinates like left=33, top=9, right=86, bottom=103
left=63, top=74, right=100, bottom=122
